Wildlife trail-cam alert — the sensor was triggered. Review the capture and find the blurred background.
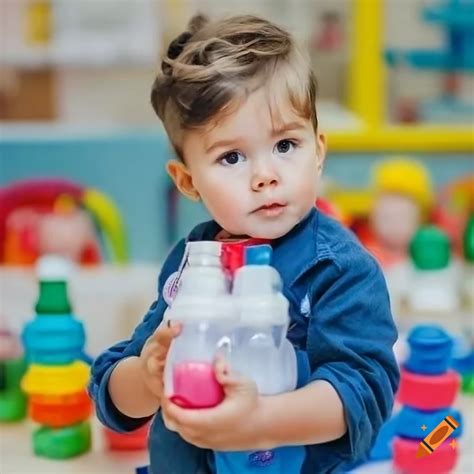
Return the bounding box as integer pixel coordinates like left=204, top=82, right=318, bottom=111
left=0, top=1, right=473, bottom=473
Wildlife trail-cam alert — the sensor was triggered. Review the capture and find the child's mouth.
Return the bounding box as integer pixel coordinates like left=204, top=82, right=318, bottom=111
left=254, top=203, right=287, bottom=217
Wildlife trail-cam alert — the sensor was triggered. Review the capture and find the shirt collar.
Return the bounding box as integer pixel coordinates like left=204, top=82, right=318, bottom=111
left=186, top=207, right=321, bottom=286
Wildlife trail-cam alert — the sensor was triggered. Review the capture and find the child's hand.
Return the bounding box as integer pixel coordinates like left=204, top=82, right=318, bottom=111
left=139, top=321, right=181, bottom=401
left=161, top=358, right=267, bottom=451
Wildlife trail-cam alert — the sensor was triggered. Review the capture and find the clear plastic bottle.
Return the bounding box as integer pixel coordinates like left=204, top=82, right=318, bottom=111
left=232, top=264, right=297, bottom=395
left=215, top=250, right=304, bottom=474
left=164, top=242, right=237, bottom=408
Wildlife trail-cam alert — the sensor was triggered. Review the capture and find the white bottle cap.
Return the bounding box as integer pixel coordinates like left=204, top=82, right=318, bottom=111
left=36, top=254, right=74, bottom=281
left=186, top=241, right=221, bottom=267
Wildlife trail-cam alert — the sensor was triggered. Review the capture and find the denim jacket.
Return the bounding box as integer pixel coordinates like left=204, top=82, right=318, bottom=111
left=89, top=208, right=399, bottom=473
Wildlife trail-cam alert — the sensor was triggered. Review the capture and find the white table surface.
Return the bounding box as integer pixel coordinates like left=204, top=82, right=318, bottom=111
left=1, top=395, right=472, bottom=474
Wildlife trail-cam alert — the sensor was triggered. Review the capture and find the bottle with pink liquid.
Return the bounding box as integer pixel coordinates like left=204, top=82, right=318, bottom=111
left=164, top=242, right=237, bottom=408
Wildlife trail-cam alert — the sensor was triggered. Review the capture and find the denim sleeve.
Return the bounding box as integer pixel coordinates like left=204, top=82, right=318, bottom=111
left=88, top=239, right=186, bottom=433
left=305, top=246, right=399, bottom=464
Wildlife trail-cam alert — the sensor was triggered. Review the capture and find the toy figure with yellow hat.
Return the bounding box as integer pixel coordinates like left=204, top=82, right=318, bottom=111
left=363, top=158, right=434, bottom=268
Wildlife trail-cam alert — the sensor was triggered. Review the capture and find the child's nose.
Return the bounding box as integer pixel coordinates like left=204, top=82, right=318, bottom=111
left=251, top=157, right=280, bottom=191
left=251, top=166, right=279, bottom=191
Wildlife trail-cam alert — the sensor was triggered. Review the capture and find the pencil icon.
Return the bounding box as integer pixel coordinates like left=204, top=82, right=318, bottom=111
left=416, top=415, right=459, bottom=458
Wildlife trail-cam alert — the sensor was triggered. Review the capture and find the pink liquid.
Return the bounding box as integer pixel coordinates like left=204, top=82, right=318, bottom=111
left=171, top=361, right=224, bottom=409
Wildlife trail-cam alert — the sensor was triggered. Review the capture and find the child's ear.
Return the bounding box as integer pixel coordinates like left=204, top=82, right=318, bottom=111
left=166, top=160, right=201, bottom=201
left=316, top=132, right=327, bottom=174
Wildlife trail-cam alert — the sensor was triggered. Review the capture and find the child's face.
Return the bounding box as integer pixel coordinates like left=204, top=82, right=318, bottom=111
left=168, top=88, right=325, bottom=239
left=371, top=193, right=421, bottom=251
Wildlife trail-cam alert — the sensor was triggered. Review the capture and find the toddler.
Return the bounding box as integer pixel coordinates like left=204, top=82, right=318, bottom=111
left=90, top=14, right=399, bottom=474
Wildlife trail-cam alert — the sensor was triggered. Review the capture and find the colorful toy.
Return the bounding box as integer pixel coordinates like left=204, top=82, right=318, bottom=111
left=362, top=158, right=433, bottom=269
left=432, top=175, right=474, bottom=254
left=0, top=325, right=27, bottom=422
left=0, top=178, right=128, bottom=265
left=406, top=226, right=460, bottom=313
left=462, top=214, right=474, bottom=311
left=393, top=436, right=458, bottom=474
left=393, top=325, right=462, bottom=473
left=20, top=256, right=92, bottom=459
left=33, top=421, right=91, bottom=459
left=395, top=406, right=463, bottom=440
left=397, top=369, right=460, bottom=410
left=103, top=423, right=150, bottom=451
left=404, top=325, right=453, bottom=375
left=312, top=10, right=344, bottom=52
left=452, top=331, right=474, bottom=396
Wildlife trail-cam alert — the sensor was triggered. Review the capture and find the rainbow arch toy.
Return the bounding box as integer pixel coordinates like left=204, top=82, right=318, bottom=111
left=0, top=178, right=128, bottom=264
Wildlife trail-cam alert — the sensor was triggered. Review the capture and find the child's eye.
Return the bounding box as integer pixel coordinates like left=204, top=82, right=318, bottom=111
left=218, top=151, right=245, bottom=166
left=274, top=139, right=297, bottom=154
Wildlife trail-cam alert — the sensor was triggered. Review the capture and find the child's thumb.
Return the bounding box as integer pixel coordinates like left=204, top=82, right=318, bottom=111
left=214, top=358, right=254, bottom=396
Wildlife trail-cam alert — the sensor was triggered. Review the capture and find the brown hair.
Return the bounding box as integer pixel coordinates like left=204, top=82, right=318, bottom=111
left=151, top=14, right=318, bottom=159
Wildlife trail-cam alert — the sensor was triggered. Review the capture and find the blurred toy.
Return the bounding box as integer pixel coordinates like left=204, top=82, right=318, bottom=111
left=386, top=0, right=474, bottom=124
left=315, top=197, right=349, bottom=226
left=395, top=97, right=420, bottom=124
left=103, top=423, right=150, bottom=451
left=0, top=178, right=128, bottom=265
left=432, top=175, right=474, bottom=254
left=363, top=158, right=434, bottom=269
left=451, top=333, right=474, bottom=396
left=312, top=11, right=344, bottom=52
left=21, top=256, right=92, bottom=459
left=324, top=184, right=372, bottom=231
left=394, top=325, right=461, bottom=474
left=462, top=214, right=474, bottom=310
left=407, top=226, right=460, bottom=314
left=0, top=319, right=27, bottom=422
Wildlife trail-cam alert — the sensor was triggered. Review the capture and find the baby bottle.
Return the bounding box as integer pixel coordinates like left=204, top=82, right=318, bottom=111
left=231, top=249, right=297, bottom=394
left=164, top=242, right=237, bottom=408
left=214, top=246, right=304, bottom=474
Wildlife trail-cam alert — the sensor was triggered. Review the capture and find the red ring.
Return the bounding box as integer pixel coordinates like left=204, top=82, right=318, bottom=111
left=393, top=436, right=458, bottom=474
left=397, top=368, right=460, bottom=410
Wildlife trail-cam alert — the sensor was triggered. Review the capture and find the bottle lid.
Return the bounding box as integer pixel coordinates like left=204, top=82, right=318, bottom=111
left=35, top=255, right=73, bottom=314
left=407, top=324, right=452, bottom=350
left=409, top=226, right=451, bottom=270
left=245, top=245, right=272, bottom=266
left=463, top=215, right=474, bottom=262
left=36, top=255, right=73, bottom=281
left=187, top=241, right=221, bottom=256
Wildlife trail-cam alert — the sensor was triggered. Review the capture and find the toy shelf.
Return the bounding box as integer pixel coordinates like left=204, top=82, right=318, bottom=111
left=326, top=0, right=474, bottom=153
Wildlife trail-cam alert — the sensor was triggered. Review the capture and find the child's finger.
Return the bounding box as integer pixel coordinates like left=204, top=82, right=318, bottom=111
left=162, top=411, right=178, bottom=432
left=154, top=321, right=182, bottom=347
left=213, top=357, right=238, bottom=386
left=146, top=354, right=165, bottom=375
